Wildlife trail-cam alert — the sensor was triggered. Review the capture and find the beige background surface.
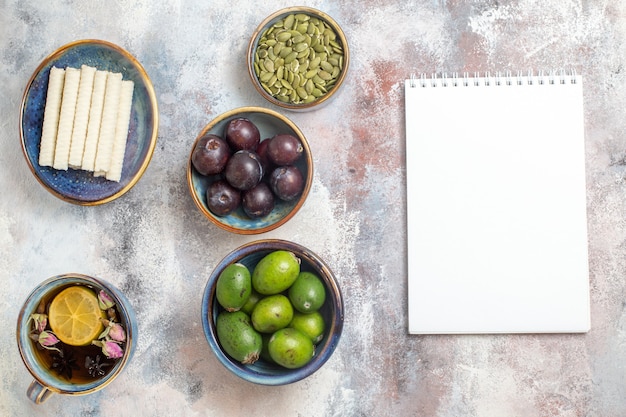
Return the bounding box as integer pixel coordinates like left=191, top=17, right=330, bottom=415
left=1, top=1, right=625, bottom=416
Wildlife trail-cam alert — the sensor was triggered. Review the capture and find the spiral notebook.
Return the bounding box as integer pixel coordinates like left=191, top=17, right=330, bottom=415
left=405, top=72, right=590, bottom=334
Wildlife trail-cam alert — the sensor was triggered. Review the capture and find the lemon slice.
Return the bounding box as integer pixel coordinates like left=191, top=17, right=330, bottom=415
left=49, top=286, right=106, bottom=346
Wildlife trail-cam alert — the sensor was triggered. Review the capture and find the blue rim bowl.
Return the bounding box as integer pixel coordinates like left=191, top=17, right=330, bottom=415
left=20, top=39, right=158, bottom=205
left=187, top=107, right=312, bottom=234
left=201, top=239, right=344, bottom=385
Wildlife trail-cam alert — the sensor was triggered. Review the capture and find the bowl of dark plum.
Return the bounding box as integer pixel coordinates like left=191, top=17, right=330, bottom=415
left=187, top=107, right=313, bottom=234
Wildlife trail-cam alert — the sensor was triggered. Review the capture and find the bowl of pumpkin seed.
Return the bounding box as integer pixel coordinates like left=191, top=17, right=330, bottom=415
left=247, top=7, right=349, bottom=112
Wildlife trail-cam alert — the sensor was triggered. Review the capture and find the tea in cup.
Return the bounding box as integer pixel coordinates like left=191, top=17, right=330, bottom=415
left=16, top=273, right=137, bottom=403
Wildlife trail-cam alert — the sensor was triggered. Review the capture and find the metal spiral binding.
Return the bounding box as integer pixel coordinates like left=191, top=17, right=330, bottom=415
left=409, top=70, right=578, bottom=87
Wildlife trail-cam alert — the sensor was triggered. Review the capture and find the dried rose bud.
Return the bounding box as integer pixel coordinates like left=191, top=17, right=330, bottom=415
left=92, top=340, right=124, bottom=359
left=30, top=330, right=61, bottom=352
left=99, top=319, right=126, bottom=342
left=38, top=330, right=60, bottom=347
left=28, top=313, right=48, bottom=333
left=107, top=322, right=126, bottom=342
left=98, top=291, right=116, bottom=310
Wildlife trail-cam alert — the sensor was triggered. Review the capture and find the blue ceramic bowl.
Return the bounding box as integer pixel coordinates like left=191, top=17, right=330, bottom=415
left=187, top=107, right=312, bottom=234
left=20, top=39, right=159, bottom=205
left=201, top=239, right=344, bottom=385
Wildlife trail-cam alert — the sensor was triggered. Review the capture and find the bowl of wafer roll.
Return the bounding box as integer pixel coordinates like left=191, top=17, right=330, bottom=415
left=20, top=39, right=158, bottom=205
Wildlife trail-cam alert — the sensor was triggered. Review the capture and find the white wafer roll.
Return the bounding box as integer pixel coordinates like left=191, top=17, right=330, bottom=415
left=53, top=67, right=81, bottom=170
left=81, top=70, right=108, bottom=171
left=94, top=71, right=123, bottom=174
left=68, top=65, right=96, bottom=169
left=106, top=80, right=134, bottom=182
left=39, top=66, right=65, bottom=167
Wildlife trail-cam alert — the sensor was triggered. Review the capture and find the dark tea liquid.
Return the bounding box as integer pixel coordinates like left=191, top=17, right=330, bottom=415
left=29, top=283, right=126, bottom=384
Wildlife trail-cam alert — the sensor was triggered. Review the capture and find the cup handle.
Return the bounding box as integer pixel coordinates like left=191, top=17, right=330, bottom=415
left=27, top=380, right=53, bottom=404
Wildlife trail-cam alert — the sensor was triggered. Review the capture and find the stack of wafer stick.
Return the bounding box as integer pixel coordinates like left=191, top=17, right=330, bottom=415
left=39, top=64, right=134, bottom=182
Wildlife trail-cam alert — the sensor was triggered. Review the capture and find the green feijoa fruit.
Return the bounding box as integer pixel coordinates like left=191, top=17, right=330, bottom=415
left=289, top=311, right=325, bottom=344
left=252, top=250, right=300, bottom=295
left=216, top=311, right=262, bottom=364
left=268, top=328, right=315, bottom=369
left=240, top=288, right=262, bottom=316
left=288, top=271, right=326, bottom=313
left=251, top=294, right=294, bottom=333
left=216, top=263, right=252, bottom=312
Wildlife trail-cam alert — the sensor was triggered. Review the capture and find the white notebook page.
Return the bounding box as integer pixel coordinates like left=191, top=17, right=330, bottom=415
left=405, top=73, right=590, bottom=334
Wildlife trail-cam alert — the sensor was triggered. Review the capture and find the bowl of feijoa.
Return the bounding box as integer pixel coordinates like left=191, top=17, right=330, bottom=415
left=186, top=107, right=313, bottom=234
left=201, top=239, right=344, bottom=385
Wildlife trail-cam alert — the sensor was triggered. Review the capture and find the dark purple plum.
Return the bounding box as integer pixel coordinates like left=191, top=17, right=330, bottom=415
left=191, top=134, right=231, bottom=176
left=224, top=118, right=260, bottom=151
left=224, top=150, right=263, bottom=191
left=267, top=134, right=303, bottom=166
left=269, top=165, right=304, bottom=201
left=255, top=138, right=273, bottom=175
left=242, top=182, right=275, bottom=218
left=207, top=180, right=241, bottom=216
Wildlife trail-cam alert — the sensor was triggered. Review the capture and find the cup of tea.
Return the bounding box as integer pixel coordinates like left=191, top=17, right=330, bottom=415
left=16, top=273, right=137, bottom=403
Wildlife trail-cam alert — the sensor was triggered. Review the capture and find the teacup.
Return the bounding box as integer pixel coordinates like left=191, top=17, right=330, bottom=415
left=16, top=273, right=137, bottom=403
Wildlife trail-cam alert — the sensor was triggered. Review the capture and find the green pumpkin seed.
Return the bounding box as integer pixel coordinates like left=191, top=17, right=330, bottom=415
left=320, top=60, right=334, bottom=73
left=313, top=43, right=325, bottom=53
left=284, top=51, right=298, bottom=64
left=273, top=43, right=283, bottom=56
left=296, top=87, right=308, bottom=99
left=309, top=56, right=321, bottom=69
left=284, top=14, right=295, bottom=29
left=279, top=46, right=292, bottom=59
left=293, top=42, right=308, bottom=53
left=259, top=71, right=273, bottom=83
left=292, top=73, right=301, bottom=87
left=261, top=83, right=273, bottom=95
left=277, top=31, right=292, bottom=42
left=292, top=34, right=306, bottom=44
left=305, top=68, right=318, bottom=79
left=318, top=70, right=332, bottom=81
left=280, top=78, right=293, bottom=90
